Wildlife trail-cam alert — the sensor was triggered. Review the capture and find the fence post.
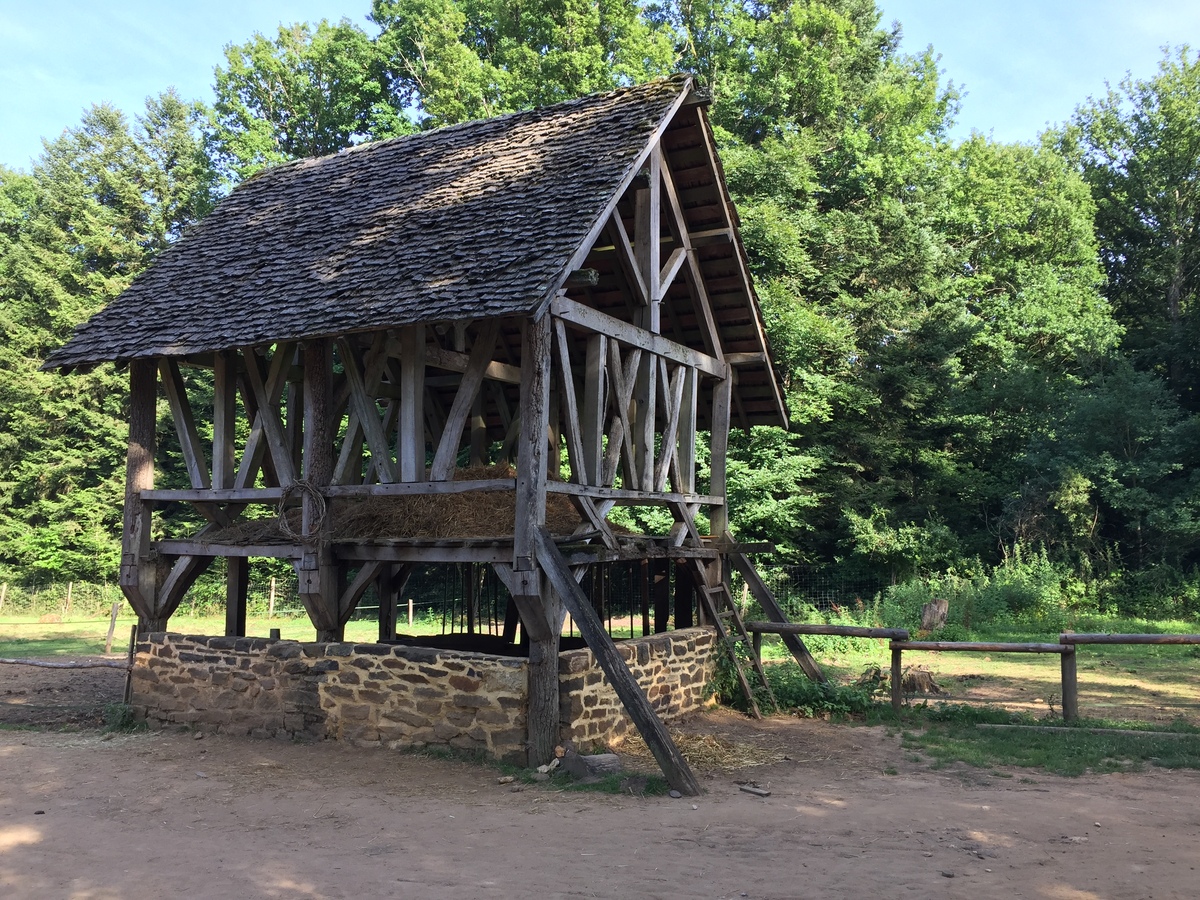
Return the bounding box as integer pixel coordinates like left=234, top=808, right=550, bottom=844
left=0, top=583, right=6, bottom=612
left=65, top=581, right=73, bottom=617
left=103, top=601, right=121, bottom=654
left=268, top=577, right=276, bottom=619
left=408, top=598, right=414, bottom=629
left=1061, top=646, right=1078, bottom=722
left=891, top=646, right=903, bottom=714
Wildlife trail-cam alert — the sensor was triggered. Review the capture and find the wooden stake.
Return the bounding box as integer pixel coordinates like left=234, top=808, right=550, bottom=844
left=104, top=601, right=121, bottom=654
left=408, top=597, right=414, bottom=630
left=0, top=583, right=6, bottom=612
left=268, top=576, right=276, bottom=618
left=1061, top=646, right=1079, bottom=722
left=891, top=646, right=903, bottom=714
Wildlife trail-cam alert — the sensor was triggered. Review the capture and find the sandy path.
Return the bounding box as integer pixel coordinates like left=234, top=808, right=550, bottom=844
left=1, top=722, right=1198, bottom=900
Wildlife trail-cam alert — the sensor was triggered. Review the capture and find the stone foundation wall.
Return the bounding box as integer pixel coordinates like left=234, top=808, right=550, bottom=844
left=131, top=626, right=718, bottom=762
left=558, top=626, right=718, bottom=747
left=131, top=634, right=529, bottom=763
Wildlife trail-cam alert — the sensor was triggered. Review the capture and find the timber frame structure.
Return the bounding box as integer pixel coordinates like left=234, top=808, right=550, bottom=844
left=45, top=77, right=816, bottom=792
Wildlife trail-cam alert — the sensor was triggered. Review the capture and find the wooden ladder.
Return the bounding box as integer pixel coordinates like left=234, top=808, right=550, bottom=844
left=683, top=556, right=777, bottom=718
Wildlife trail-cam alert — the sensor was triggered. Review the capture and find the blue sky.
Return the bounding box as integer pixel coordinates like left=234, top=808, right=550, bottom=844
left=2, top=1, right=1199, bottom=171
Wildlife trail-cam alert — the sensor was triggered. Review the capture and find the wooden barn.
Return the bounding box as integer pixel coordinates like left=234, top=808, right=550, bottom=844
left=44, top=76, right=816, bottom=793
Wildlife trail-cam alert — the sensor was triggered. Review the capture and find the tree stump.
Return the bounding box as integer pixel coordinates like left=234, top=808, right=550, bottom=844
left=920, top=598, right=949, bottom=632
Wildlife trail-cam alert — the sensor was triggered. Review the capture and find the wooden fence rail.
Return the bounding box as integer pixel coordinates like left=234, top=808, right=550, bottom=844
left=890, top=633, right=1200, bottom=722
left=744, top=621, right=908, bottom=660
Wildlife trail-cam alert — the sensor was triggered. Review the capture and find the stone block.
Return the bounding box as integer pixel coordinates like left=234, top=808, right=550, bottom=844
left=432, top=722, right=461, bottom=740
left=267, top=642, right=303, bottom=659
left=352, top=643, right=391, bottom=656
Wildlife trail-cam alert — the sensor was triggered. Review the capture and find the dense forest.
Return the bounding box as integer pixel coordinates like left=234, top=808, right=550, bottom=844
left=2, top=1, right=1200, bottom=624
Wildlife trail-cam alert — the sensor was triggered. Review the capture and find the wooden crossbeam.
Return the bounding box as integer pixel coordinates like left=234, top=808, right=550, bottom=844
left=430, top=320, right=499, bottom=481
left=338, top=337, right=397, bottom=484
left=553, top=318, right=587, bottom=482
left=236, top=343, right=293, bottom=490
left=605, top=213, right=649, bottom=305
left=340, top=561, right=385, bottom=626
left=159, top=359, right=210, bottom=490
left=602, top=340, right=641, bottom=489
left=242, top=347, right=298, bottom=486
left=533, top=526, right=700, bottom=796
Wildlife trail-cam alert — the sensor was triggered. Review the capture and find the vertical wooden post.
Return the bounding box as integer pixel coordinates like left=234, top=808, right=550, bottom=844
left=639, top=559, right=651, bottom=636
left=122, top=359, right=160, bottom=633
left=212, top=351, right=237, bottom=490
left=674, top=559, right=694, bottom=629
left=65, top=582, right=73, bottom=617
left=398, top=325, right=426, bottom=483
left=408, top=597, right=415, bottom=631
left=268, top=576, right=276, bottom=618
left=653, top=559, right=671, bottom=633
left=678, top=366, right=697, bottom=493
left=104, top=601, right=121, bottom=654
left=581, top=334, right=606, bottom=485
left=377, top=565, right=394, bottom=642
left=709, top=372, right=732, bottom=537
left=511, top=313, right=557, bottom=766
left=0, top=583, right=6, bottom=611
left=1061, top=646, right=1079, bottom=722
left=225, top=558, right=248, bottom=637
left=470, top=392, right=488, bottom=467
left=891, top=646, right=903, bottom=714
left=298, top=338, right=340, bottom=642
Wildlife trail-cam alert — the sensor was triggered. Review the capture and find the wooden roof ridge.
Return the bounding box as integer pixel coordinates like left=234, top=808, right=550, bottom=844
left=43, top=78, right=694, bottom=371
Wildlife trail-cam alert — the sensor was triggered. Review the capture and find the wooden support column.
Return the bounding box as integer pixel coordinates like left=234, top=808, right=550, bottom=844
left=709, top=372, right=732, bottom=537
left=633, top=150, right=662, bottom=490
left=514, top=314, right=551, bottom=571
left=398, top=325, right=426, bottom=483
left=674, top=558, right=694, bottom=629
left=678, top=365, right=698, bottom=493
left=121, top=359, right=160, bottom=632
left=581, top=334, right=606, bottom=485
left=298, top=338, right=340, bottom=642
left=653, top=558, right=671, bottom=633
left=225, top=558, right=248, bottom=637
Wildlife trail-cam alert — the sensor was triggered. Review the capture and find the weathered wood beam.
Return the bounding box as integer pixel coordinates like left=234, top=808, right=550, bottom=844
left=339, top=561, right=385, bottom=627
left=121, top=359, right=158, bottom=625
left=602, top=340, right=640, bottom=489
left=552, top=318, right=586, bottom=483
left=654, top=362, right=686, bottom=493
left=397, top=325, right=426, bottom=483
left=430, top=320, right=499, bottom=481
left=534, top=526, right=700, bottom=796
left=241, top=346, right=298, bottom=486
left=337, top=337, right=397, bottom=483
left=514, top=314, right=551, bottom=572
left=605, top=213, right=649, bottom=305
left=226, top=557, right=248, bottom=637
left=544, top=481, right=722, bottom=507
left=159, top=359, right=210, bottom=490
left=298, top=338, right=339, bottom=641
left=550, top=296, right=725, bottom=378
left=581, top=334, right=606, bottom=486
left=212, top=351, right=237, bottom=490
left=425, top=345, right=522, bottom=385
left=709, top=373, right=732, bottom=537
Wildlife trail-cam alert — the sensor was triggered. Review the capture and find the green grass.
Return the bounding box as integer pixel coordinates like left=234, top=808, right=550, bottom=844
left=895, top=704, right=1200, bottom=776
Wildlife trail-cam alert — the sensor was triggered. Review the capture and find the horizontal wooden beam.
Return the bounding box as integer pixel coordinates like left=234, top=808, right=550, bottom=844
left=891, top=641, right=1070, bottom=654
left=746, top=623, right=909, bottom=640
left=1059, top=633, right=1200, bottom=645
left=425, top=346, right=521, bottom=385
left=545, top=480, right=722, bottom=508
left=154, top=540, right=300, bottom=559
left=550, top=296, right=726, bottom=379
left=325, top=479, right=515, bottom=498
left=144, top=488, right=284, bottom=503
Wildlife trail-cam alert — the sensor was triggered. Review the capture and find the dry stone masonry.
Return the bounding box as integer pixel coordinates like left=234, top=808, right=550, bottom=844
left=131, top=627, right=717, bottom=764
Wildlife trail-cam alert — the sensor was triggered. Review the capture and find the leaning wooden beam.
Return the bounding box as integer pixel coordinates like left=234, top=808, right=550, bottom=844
left=159, top=359, right=210, bottom=490
left=728, top=551, right=826, bottom=683
left=242, top=346, right=298, bottom=486
left=430, top=320, right=499, bottom=481
left=339, top=561, right=385, bottom=627
left=534, top=526, right=700, bottom=796
left=120, top=359, right=158, bottom=626
left=550, top=296, right=726, bottom=378
left=544, top=481, right=722, bottom=508
left=425, top=345, right=522, bottom=385
left=552, top=318, right=587, bottom=481
left=337, top=337, right=397, bottom=483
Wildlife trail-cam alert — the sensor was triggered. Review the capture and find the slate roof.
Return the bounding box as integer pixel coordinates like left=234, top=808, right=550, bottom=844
left=45, top=79, right=690, bottom=369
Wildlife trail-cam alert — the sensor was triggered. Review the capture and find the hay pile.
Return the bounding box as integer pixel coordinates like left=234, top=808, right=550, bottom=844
left=204, top=464, right=585, bottom=544
left=614, top=730, right=788, bottom=771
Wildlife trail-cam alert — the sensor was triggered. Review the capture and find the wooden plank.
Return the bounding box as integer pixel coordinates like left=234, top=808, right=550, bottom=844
left=397, top=325, right=426, bottom=482
left=534, top=526, right=700, bottom=796
left=430, top=320, right=499, bottom=481
left=120, top=359, right=157, bottom=621
left=891, top=641, right=1070, bottom=653
left=325, top=479, right=515, bottom=498
left=708, top=372, right=732, bottom=536
left=425, top=344, right=522, bottom=385
left=581, top=334, right=606, bottom=486
left=553, top=318, right=587, bottom=482
left=513, top=315, right=551, bottom=571
left=143, top=487, right=285, bottom=503
left=159, top=359, right=210, bottom=490
left=551, top=296, right=726, bottom=378
left=337, top=337, right=397, bottom=483
left=654, top=362, right=685, bottom=492
left=155, top=540, right=301, bottom=558
left=677, top=365, right=697, bottom=493
left=728, top=551, right=826, bottom=682
left=242, top=347, right=298, bottom=486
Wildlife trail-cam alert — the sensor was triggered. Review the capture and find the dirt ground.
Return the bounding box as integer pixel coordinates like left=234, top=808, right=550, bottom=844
left=2, top=661, right=1199, bottom=899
